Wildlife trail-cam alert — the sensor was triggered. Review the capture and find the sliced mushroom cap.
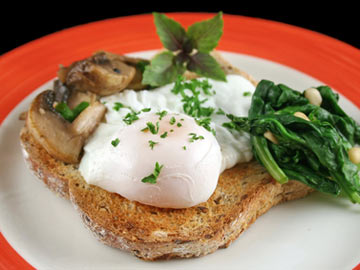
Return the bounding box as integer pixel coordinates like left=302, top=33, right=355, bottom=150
left=98, top=51, right=150, bottom=90
left=26, top=91, right=84, bottom=164
left=58, top=51, right=137, bottom=96
left=71, top=101, right=106, bottom=138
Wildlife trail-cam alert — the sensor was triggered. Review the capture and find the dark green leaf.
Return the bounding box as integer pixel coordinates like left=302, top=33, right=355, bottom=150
left=153, top=12, right=187, bottom=51
left=142, top=51, right=185, bottom=87
left=187, top=12, right=223, bottom=53
left=187, top=52, right=226, bottom=82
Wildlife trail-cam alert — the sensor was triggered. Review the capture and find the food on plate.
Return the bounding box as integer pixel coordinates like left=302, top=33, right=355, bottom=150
left=19, top=12, right=359, bottom=260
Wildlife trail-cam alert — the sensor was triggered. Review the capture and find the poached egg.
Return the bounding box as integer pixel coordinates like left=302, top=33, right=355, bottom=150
left=79, top=74, right=255, bottom=208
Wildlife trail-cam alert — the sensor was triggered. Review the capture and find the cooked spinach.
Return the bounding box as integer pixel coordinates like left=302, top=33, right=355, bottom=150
left=224, top=80, right=360, bottom=203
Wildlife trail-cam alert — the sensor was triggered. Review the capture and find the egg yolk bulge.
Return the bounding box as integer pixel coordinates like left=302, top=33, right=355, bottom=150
left=80, top=113, right=222, bottom=209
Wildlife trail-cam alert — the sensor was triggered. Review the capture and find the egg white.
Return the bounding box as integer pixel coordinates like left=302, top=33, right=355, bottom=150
left=79, top=74, right=255, bottom=208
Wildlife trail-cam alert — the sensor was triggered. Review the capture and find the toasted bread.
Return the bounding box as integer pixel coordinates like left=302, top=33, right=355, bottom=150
left=19, top=51, right=313, bottom=260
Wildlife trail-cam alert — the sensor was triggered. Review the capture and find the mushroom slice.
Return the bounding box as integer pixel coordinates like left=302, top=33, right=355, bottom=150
left=59, top=51, right=136, bottom=96
left=26, top=90, right=84, bottom=164
left=71, top=101, right=106, bottom=138
left=98, top=51, right=150, bottom=90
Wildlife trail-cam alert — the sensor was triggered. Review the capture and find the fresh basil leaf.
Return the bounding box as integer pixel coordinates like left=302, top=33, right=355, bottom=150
left=142, top=51, right=185, bottom=87
left=153, top=12, right=187, bottom=51
left=187, top=52, right=226, bottom=81
left=187, top=12, right=223, bottom=53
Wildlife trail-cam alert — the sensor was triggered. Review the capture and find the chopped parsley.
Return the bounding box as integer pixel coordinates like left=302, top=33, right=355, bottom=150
left=55, top=101, right=89, bottom=122
left=141, top=162, right=164, bottom=184
left=142, top=108, right=152, bottom=112
left=216, top=108, right=225, bottom=115
left=188, top=133, right=205, bottom=142
left=183, top=146, right=187, bottom=150
left=177, top=122, right=182, bottom=127
left=111, top=138, right=120, bottom=147
left=113, top=102, right=125, bottom=111
left=123, top=110, right=140, bottom=125
left=142, top=121, right=160, bottom=134
left=156, top=110, right=168, bottom=120
left=171, top=76, right=215, bottom=118
left=195, top=117, right=216, bottom=136
left=243, top=91, right=252, bottom=97
left=148, top=140, right=158, bottom=150
left=169, top=116, right=176, bottom=125
left=160, top=131, right=168, bottom=138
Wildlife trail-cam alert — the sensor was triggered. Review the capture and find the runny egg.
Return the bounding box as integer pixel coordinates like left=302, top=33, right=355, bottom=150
left=79, top=74, right=255, bottom=208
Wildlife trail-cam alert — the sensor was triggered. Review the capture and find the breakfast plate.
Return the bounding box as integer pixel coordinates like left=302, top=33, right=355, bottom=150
left=0, top=13, right=360, bottom=270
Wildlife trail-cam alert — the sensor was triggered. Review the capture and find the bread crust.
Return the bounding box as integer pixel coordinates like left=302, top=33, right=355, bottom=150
left=69, top=162, right=312, bottom=260
left=19, top=50, right=314, bottom=260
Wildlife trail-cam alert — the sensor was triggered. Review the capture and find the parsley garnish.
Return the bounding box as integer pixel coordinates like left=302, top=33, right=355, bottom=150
left=243, top=91, right=252, bottom=97
left=142, top=121, right=160, bottom=134
left=113, top=102, right=125, bottom=111
left=148, top=140, right=158, bottom=150
left=55, top=101, right=89, bottom=122
left=188, top=133, right=205, bottom=142
left=111, top=138, right=120, bottom=147
left=216, top=108, right=225, bottom=115
left=195, top=117, right=216, bottom=136
left=142, top=108, right=152, bottom=112
left=123, top=110, right=140, bottom=125
left=141, top=162, right=164, bottom=184
left=183, top=146, right=187, bottom=150
left=169, top=116, right=176, bottom=125
left=177, top=122, right=182, bottom=127
left=156, top=110, right=168, bottom=120
left=171, top=76, right=215, bottom=118
left=160, top=131, right=168, bottom=138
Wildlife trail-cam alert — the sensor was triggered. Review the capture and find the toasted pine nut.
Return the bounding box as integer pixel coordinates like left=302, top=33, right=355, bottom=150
left=294, top=111, right=310, bottom=121
left=264, top=131, right=278, bottom=144
left=348, top=147, right=360, bottom=164
left=304, top=88, right=322, bottom=106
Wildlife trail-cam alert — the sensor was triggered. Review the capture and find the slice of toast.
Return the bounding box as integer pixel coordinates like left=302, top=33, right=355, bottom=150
left=19, top=51, right=313, bottom=260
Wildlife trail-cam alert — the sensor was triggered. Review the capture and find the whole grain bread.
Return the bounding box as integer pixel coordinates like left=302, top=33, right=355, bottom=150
left=19, top=51, right=313, bottom=260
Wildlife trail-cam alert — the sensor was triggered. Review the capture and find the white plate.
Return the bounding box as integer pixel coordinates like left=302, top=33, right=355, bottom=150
left=0, top=51, right=359, bottom=270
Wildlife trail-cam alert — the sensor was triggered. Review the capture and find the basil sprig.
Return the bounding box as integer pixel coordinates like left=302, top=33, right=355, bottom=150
left=142, top=12, right=226, bottom=87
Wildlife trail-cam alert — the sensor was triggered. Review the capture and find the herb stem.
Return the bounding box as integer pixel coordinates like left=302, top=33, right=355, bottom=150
left=252, top=136, right=288, bottom=184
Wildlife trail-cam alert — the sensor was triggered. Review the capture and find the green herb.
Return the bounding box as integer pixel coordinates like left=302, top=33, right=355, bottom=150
left=223, top=79, right=360, bottom=203
left=136, top=60, right=150, bottom=73
left=177, top=122, right=182, bottom=127
left=183, top=146, right=187, bottom=150
left=170, top=116, right=176, bottom=125
left=111, top=138, right=120, bottom=147
left=171, top=76, right=215, bottom=118
left=160, top=131, right=168, bottom=138
left=188, top=132, right=205, bottom=142
left=148, top=140, right=158, bottom=150
left=216, top=108, right=225, bottom=115
left=142, top=108, right=152, bottom=112
left=142, top=12, right=226, bottom=87
left=243, top=91, right=252, bottom=97
left=156, top=110, right=168, bottom=120
left=113, top=102, right=125, bottom=111
left=55, top=101, right=89, bottom=122
left=143, top=121, right=160, bottom=134
left=141, top=162, right=164, bottom=184
left=170, top=129, right=174, bottom=132
left=123, top=110, right=140, bottom=125
left=195, top=117, right=216, bottom=135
